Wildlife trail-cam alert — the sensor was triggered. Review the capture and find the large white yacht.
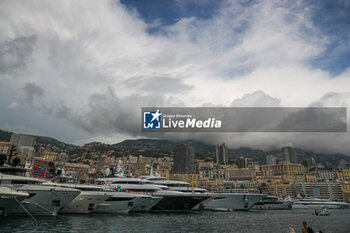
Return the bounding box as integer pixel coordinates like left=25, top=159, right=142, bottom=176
left=98, top=176, right=168, bottom=192
left=0, top=173, right=80, bottom=216
left=252, top=196, right=293, bottom=210
left=191, top=192, right=267, bottom=211
left=97, top=176, right=210, bottom=212
left=140, top=175, right=207, bottom=193
left=293, top=198, right=350, bottom=209
left=44, top=182, right=112, bottom=214
left=141, top=173, right=266, bottom=211
left=60, top=184, right=142, bottom=214
left=46, top=175, right=156, bottom=214
left=0, top=186, right=29, bottom=216
left=94, top=192, right=160, bottom=214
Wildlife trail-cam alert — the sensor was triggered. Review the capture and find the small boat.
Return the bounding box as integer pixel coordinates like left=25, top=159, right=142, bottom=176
left=314, top=207, right=331, bottom=216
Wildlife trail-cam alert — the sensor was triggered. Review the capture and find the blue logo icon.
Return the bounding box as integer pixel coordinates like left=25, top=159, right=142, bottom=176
left=143, top=109, right=161, bottom=129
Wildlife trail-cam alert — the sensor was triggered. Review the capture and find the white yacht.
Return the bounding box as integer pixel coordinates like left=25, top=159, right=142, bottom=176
left=94, top=192, right=158, bottom=214
left=46, top=179, right=150, bottom=214
left=141, top=174, right=266, bottom=211
left=191, top=192, right=267, bottom=211
left=98, top=177, right=168, bottom=193
left=0, top=174, right=80, bottom=216
left=96, top=177, right=167, bottom=212
left=97, top=176, right=209, bottom=212
left=293, top=198, right=350, bottom=209
left=252, top=196, right=293, bottom=210
left=44, top=183, right=112, bottom=214
left=0, top=186, right=29, bottom=216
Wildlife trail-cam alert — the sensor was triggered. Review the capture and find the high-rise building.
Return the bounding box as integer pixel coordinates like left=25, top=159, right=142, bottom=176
left=302, top=157, right=316, bottom=168
left=266, top=155, right=276, bottom=165
left=97, top=155, right=106, bottom=172
left=216, top=143, right=228, bottom=165
left=281, top=146, right=297, bottom=163
left=10, top=133, right=35, bottom=147
left=173, top=144, right=195, bottom=174
left=236, top=156, right=254, bottom=168
left=10, top=133, right=36, bottom=165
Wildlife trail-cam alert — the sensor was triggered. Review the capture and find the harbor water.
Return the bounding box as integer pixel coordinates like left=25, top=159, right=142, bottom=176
left=1, top=209, right=350, bottom=233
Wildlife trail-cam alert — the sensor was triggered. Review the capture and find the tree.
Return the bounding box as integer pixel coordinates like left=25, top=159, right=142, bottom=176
left=0, top=154, right=7, bottom=166
left=49, top=162, right=56, bottom=175
left=12, top=157, right=21, bottom=167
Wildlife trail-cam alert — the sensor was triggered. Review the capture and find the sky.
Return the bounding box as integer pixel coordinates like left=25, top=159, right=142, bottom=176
left=0, top=0, right=350, bottom=153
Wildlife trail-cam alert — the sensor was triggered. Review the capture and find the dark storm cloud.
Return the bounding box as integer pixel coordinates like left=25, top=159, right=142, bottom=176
left=69, top=89, right=185, bottom=137
left=0, top=35, right=37, bottom=75
left=274, top=107, right=347, bottom=132
left=23, top=82, right=44, bottom=104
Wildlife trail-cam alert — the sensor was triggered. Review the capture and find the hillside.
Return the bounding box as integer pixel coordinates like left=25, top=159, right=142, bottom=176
left=0, top=128, right=79, bottom=154
left=1, top=128, right=349, bottom=168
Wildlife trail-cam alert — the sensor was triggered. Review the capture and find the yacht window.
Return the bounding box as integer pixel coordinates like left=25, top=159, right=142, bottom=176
left=88, top=203, right=94, bottom=211
left=78, top=187, right=104, bottom=192
left=127, top=189, right=157, bottom=192
left=112, top=181, right=142, bottom=184
left=11, top=180, right=40, bottom=185
left=106, top=197, right=134, bottom=202
left=143, top=180, right=153, bottom=184
left=51, top=200, right=60, bottom=206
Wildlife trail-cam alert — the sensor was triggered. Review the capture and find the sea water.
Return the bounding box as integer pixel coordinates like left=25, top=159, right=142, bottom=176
left=1, top=209, right=349, bottom=233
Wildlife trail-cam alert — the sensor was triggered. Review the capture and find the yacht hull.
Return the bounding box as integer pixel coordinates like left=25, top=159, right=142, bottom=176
left=0, top=188, right=28, bottom=216
left=193, top=193, right=267, bottom=211
left=93, top=197, right=135, bottom=214
left=252, top=201, right=293, bottom=210
left=131, top=196, right=163, bottom=212
left=6, top=185, right=80, bottom=216
left=151, top=194, right=210, bottom=212
left=59, top=192, right=110, bottom=214
left=0, top=197, right=23, bottom=215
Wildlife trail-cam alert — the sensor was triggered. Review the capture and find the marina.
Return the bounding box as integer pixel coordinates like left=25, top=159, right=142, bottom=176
left=1, top=167, right=349, bottom=218
left=0, top=167, right=268, bottom=215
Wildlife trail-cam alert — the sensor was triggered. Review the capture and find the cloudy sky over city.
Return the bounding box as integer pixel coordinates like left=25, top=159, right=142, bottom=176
left=1, top=0, right=350, bottom=153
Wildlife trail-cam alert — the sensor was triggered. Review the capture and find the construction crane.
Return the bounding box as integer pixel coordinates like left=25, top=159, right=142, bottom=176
left=80, top=146, right=90, bottom=164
